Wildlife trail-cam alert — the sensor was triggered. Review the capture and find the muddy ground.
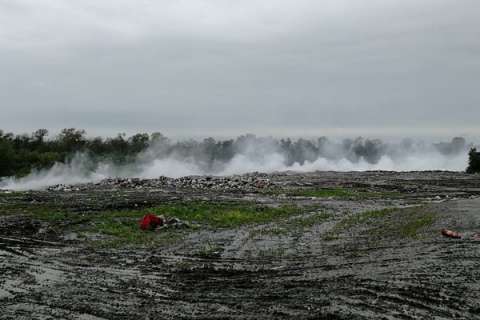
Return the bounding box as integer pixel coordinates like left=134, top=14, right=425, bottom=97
left=1, top=171, right=480, bottom=319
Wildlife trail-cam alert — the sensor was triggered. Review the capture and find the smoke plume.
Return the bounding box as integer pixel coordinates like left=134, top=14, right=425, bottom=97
left=0, top=136, right=472, bottom=191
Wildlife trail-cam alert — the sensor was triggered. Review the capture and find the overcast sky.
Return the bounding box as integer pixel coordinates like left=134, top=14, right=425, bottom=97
left=1, top=0, right=479, bottom=138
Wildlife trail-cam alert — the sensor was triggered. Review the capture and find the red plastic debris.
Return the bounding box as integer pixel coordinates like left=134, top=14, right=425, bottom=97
left=139, top=213, right=164, bottom=231
left=441, top=228, right=462, bottom=239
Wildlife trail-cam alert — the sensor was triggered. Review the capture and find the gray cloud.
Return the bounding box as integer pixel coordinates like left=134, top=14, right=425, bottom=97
left=0, top=0, right=479, bottom=137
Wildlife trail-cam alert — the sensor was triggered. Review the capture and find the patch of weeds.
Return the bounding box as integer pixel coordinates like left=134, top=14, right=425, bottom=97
left=0, top=192, right=73, bottom=218
left=194, top=242, right=223, bottom=259
left=30, top=209, right=76, bottom=222
left=1, top=199, right=304, bottom=247
left=147, top=201, right=300, bottom=228
left=289, top=187, right=401, bottom=200
left=93, top=228, right=182, bottom=248
left=26, top=200, right=301, bottom=247
left=0, top=203, right=26, bottom=216
left=290, top=187, right=357, bottom=198
left=327, top=207, right=437, bottom=241
left=257, top=247, right=286, bottom=258
left=250, top=226, right=289, bottom=238
left=335, top=208, right=395, bottom=232
left=365, top=207, right=437, bottom=240
left=290, top=212, right=332, bottom=229
left=398, top=211, right=436, bottom=239
left=0, top=202, right=65, bottom=219
left=85, top=210, right=186, bottom=248
left=249, top=211, right=332, bottom=239
left=0, top=191, right=17, bottom=198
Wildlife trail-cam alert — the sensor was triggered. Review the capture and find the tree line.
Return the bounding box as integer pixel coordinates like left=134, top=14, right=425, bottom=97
left=0, top=128, right=477, bottom=178
left=0, top=128, right=152, bottom=177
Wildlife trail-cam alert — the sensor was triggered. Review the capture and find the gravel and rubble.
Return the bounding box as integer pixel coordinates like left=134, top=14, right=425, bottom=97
left=1, top=171, right=480, bottom=319
left=46, top=172, right=273, bottom=193
left=43, top=170, right=480, bottom=195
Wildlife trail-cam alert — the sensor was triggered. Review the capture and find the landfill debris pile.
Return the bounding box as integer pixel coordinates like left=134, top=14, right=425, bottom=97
left=172, top=174, right=272, bottom=191
left=46, top=172, right=273, bottom=192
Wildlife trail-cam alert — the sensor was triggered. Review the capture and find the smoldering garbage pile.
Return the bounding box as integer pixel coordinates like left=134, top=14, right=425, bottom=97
left=0, top=135, right=474, bottom=191
left=45, top=173, right=273, bottom=193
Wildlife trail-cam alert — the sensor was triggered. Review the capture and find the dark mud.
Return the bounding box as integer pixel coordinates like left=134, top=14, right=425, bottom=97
left=1, top=171, right=480, bottom=319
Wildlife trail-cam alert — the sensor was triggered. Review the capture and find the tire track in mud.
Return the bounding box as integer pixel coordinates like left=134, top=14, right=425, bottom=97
left=1, top=246, right=479, bottom=319
left=156, top=199, right=480, bottom=319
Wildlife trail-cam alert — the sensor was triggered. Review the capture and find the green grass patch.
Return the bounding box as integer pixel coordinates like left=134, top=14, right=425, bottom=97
left=249, top=226, right=289, bottom=238
left=334, top=208, right=395, bottom=232
left=327, top=206, right=437, bottom=241
left=0, top=191, right=67, bottom=218
left=0, top=202, right=64, bottom=218
left=398, top=211, right=436, bottom=239
left=194, top=242, right=224, bottom=259
left=30, top=209, right=75, bottom=221
left=93, top=228, right=182, bottom=248
left=0, top=191, right=16, bottom=198
left=289, top=187, right=356, bottom=198
left=257, top=247, right=287, bottom=258
left=288, top=187, right=401, bottom=200
left=249, top=211, right=332, bottom=239
left=17, top=200, right=301, bottom=247
left=87, top=202, right=299, bottom=247
left=146, top=202, right=299, bottom=228
left=289, top=212, right=332, bottom=228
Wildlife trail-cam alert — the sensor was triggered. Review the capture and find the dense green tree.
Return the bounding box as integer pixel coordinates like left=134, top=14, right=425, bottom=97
left=58, top=128, right=87, bottom=152
left=0, top=128, right=159, bottom=178
left=33, top=129, right=48, bottom=143
left=0, top=140, right=15, bottom=176
left=467, top=148, right=480, bottom=174
left=129, top=133, right=150, bottom=153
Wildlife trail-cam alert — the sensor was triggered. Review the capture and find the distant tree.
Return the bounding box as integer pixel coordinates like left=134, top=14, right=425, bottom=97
left=216, top=139, right=235, bottom=162
left=363, top=139, right=386, bottom=164
left=87, top=137, right=107, bottom=155
left=0, top=140, right=16, bottom=176
left=12, top=134, right=31, bottom=150
left=467, top=148, right=480, bottom=174
left=280, top=138, right=295, bottom=165
left=290, top=139, right=314, bottom=165
left=150, top=132, right=169, bottom=145
left=58, top=128, right=86, bottom=151
left=128, top=133, right=150, bottom=153
left=106, top=133, right=130, bottom=163
left=198, top=137, right=217, bottom=170
left=33, top=129, right=48, bottom=143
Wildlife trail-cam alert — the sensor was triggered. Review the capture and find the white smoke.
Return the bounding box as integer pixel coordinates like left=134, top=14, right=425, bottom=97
left=287, top=152, right=467, bottom=172
left=0, top=137, right=471, bottom=191
left=137, top=158, right=203, bottom=179
left=0, top=154, right=115, bottom=190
